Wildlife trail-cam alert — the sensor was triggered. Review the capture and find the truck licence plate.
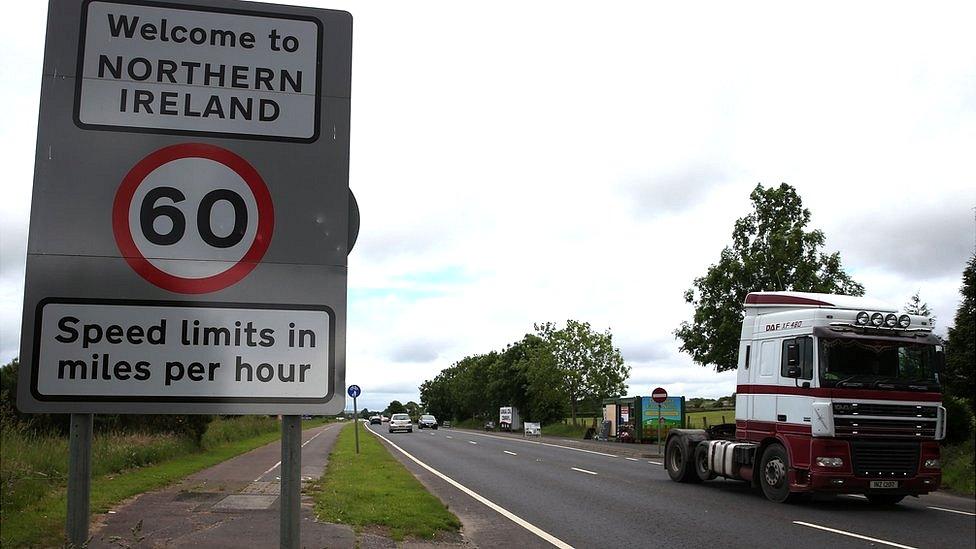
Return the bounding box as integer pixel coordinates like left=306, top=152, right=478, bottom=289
left=870, top=481, right=899, bottom=489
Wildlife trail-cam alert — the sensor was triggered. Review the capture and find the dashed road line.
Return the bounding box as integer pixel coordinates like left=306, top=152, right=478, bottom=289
left=793, top=521, right=917, bottom=549
left=469, top=440, right=478, bottom=445
left=446, top=435, right=453, bottom=439
left=647, top=461, right=662, bottom=465
left=365, top=424, right=573, bottom=549
left=504, top=450, right=518, bottom=456
left=625, top=457, right=639, bottom=461
left=571, top=467, right=598, bottom=475
left=461, top=430, right=618, bottom=458
left=928, top=506, right=975, bottom=516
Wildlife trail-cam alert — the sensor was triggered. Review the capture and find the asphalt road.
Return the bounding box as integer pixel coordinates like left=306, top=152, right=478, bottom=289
left=368, top=424, right=976, bottom=549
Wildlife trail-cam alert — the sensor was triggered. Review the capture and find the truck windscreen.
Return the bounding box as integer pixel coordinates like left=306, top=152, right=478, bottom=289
left=819, top=338, right=940, bottom=390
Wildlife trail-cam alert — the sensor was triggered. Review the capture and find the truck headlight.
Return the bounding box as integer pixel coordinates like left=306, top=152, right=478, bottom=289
left=816, top=457, right=844, bottom=468
left=924, top=459, right=940, bottom=469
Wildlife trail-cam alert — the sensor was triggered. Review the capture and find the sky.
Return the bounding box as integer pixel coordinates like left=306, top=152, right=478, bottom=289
left=1, top=1, right=974, bottom=413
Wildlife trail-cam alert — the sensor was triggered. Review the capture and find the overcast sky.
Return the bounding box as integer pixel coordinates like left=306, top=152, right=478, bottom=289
left=1, top=1, right=974, bottom=412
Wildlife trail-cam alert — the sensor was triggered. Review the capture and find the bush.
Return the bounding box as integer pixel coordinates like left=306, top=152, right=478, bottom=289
left=943, top=395, right=975, bottom=445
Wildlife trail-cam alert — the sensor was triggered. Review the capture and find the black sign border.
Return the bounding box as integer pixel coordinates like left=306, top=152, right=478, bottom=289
left=30, top=297, right=337, bottom=404
left=72, top=0, right=324, bottom=143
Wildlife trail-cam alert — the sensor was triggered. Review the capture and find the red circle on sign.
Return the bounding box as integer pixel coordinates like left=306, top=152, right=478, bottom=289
left=112, top=143, right=274, bottom=294
left=651, top=387, right=668, bottom=403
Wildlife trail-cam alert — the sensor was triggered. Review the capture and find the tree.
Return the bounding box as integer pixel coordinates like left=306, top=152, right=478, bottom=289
left=675, top=183, right=865, bottom=372
left=359, top=408, right=371, bottom=419
left=945, top=252, right=975, bottom=416
left=536, top=320, right=630, bottom=425
left=404, top=401, right=421, bottom=420
left=904, top=291, right=935, bottom=325
left=385, top=400, right=407, bottom=415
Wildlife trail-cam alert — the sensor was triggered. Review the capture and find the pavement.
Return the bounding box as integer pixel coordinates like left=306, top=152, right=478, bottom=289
left=369, top=424, right=976, bottom=549
left=90, top=422, right=469, bottom=549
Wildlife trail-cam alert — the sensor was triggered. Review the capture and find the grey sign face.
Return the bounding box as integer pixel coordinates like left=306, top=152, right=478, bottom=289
left=18, top=0, right=352, bottom=415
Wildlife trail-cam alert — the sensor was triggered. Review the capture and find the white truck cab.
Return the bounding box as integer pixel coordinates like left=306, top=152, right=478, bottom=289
left=666, top=291, right=946, bottom=504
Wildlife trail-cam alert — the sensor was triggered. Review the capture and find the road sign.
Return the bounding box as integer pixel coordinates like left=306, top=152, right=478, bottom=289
left=18, top=0, right=353, bottom=416
left=652, top=387, right=668, bottom=403
left=347, top=385, right=361, bottom=398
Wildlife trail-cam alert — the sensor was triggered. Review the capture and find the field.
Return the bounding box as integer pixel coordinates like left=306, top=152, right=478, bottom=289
left=0, top=416, right=328, bottom=548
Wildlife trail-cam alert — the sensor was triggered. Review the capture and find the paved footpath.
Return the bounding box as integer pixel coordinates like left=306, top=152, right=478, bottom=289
left=90, top=422, right=356, bottom=548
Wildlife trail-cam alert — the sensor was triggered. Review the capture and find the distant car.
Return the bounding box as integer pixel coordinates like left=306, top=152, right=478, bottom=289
left=381, top=416, right=390, bottom=423
left=369, top=415, right=382, bottom=425
left=388, top=413, right=413, bottom=433
left=418, top=414, right=438, bottom=429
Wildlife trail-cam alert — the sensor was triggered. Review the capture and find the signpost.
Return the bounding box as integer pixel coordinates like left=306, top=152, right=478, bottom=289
left=652, top=387, right=668, bottom=456
left=18, top=2, right=352, bottom=547
left=348, top=384, right=361, bottom=454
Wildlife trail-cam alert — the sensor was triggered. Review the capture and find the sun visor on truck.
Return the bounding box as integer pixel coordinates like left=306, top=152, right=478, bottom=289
left=813, top=326, right=941, bottom=345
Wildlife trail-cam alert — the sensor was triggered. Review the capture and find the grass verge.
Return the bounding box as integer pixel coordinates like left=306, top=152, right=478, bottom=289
left=311, top=423, right=461, bottom=541
left=941, top=438, right=975, bottom=496
left=1, top=417, right=329, bottom=548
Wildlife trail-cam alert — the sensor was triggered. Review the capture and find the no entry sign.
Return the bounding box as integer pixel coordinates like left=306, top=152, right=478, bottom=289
left=652, top=387, right=668, bottom=404
left=18, top=0, right=352, bottom=415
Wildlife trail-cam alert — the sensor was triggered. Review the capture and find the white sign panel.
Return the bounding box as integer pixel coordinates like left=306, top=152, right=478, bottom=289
left=77, top=0, right=321, bottom=140
left=33, top=300, right=333, bottom=403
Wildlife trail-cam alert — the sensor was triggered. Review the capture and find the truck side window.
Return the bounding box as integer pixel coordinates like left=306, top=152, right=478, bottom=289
left=799, top=336, right=813, bottom=380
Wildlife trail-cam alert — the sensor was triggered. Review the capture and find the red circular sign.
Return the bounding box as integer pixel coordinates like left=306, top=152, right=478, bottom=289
left=651, top=387, right=668, bottom=403
left=113, top=143, right=274, bottom=294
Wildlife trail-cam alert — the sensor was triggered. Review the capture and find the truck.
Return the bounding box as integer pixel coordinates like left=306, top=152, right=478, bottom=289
left=500, top=406, right=522, bottom=431
left=665, top=291, right=946, bottom=505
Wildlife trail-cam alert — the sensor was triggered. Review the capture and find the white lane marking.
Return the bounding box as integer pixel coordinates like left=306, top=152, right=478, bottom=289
left=928, top=506, right=976, bottom=516
left=462, top=430, right=618, bottom=458
left=469, top=440, right=478, bottom=445
left=793, top=521, right=917, bottom=549
left=254, top=424, right=334, bottom=481
left=844, top=494, right=867, bottom=499
left=364, top=424, right=573, bottom=549
left=504, top=450, right=518, bottom=456
left=430, top=433, right=436, bottom=436
left=625, top=457, right=639, bottom=461
left=647, top=461, right=662, bottom=465
left=571, top=467, right=598, bottom=475
left=446, top=435, right=453, bottom=439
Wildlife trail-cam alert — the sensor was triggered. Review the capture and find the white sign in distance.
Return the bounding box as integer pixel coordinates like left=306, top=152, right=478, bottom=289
left=32, top=300, right=334, bottom=403
left=77, top=0, right=321, bottom=141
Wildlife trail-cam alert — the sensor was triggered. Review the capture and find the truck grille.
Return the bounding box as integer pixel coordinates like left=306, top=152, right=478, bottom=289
left=833, top=402, right=937, bottom=418
left=850, top=441, right=919, bottom=478
left=834, top=417, right=936, bottom=439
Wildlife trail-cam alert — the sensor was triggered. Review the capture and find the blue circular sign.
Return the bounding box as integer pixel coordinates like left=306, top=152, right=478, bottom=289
left=347, top=385, right=361, bottom=398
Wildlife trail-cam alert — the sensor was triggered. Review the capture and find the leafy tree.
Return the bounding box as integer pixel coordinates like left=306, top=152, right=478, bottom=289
left=675, top=183, right=865, bottom=372
left=904, top=291, right=935, bottom=325
left=358, top=408, right=371, bottom=419
left=945, top=252, right=975, bottom=416
left=385, top=400, right=407, bottom=415
left=536, top=320, right=629, bottom=425
left=404, top=401, right=421, bottom=420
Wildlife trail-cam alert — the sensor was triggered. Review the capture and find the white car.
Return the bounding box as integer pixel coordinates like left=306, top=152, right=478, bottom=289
left=388, top=413, right=413, bottom=433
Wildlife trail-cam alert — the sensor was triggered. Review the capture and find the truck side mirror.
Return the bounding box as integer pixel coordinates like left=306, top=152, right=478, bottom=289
left=786, top=365, right=801, bottom=378
left=786, top=342, right=799, bottom=367
left=934, top=345, right=945, bottom=373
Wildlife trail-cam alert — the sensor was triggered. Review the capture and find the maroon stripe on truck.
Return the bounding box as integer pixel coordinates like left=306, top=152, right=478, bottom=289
left=737, top=384, right=942, bottom=402
left=744, top=293, right=834, bottom=306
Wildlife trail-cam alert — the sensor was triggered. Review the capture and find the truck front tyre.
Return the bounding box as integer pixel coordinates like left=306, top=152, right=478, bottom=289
left=759, top=444, right=796, bottom=503
left=866, top=494, right=905, bottom=506
left=666, top=436, right=701, bottom=483
left=694, top=444, right=716, bottom=481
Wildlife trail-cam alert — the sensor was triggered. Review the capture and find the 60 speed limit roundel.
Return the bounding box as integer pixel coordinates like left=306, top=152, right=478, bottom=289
left=113, top=143, right=274, bottom=294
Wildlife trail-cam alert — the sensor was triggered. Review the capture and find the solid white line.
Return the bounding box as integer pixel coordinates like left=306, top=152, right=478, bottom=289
left=462, top=430, right=618, bottom=458
left=364, top=424, right=573, bottom=549
left=647, top=461, right=662, bottom=465
left=793, top=521, right=917, bottom=549
left=504, top=450, right=518, bottom=456
left=928, top=506, right=976, bottom=516
left=571, top=467, right=597, bottom=475
left=469, top=440, right=478, bottom=445
left=625, top=457, right=639, bottom=461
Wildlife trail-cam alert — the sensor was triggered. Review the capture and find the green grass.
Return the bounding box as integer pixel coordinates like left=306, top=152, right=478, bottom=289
left=541, top=422, right=589, bottom=438
left=311, top=423, right=461, bottom=541
left=0, top=416, right=328, bottom=548
left=941, top=438, right=975, bottom=496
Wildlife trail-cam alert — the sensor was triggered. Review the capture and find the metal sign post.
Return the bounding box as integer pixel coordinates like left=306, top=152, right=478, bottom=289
left=66, top=413, right=93, bottom=548
left=651, top=387, right=669, bottom=457
left=280, top=416, right=301, bottom=549
left=348, top=385, right=361, bottom=454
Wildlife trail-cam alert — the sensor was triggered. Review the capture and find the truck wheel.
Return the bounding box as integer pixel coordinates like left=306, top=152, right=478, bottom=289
left=759, top=444, right=795, bottom=503
left=694, top=444, right=716, bottom=481
left=866, top=494, right=905, bottom=506
left=666, top=436, right=701, bottom=483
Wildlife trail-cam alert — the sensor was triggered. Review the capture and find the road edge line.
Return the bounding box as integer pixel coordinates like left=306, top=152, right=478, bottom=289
left=927, top=506, right=976, bottom=516
left=365, top=424, right=573, bottom=549
left=792, top=521, right=917, bottom=549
